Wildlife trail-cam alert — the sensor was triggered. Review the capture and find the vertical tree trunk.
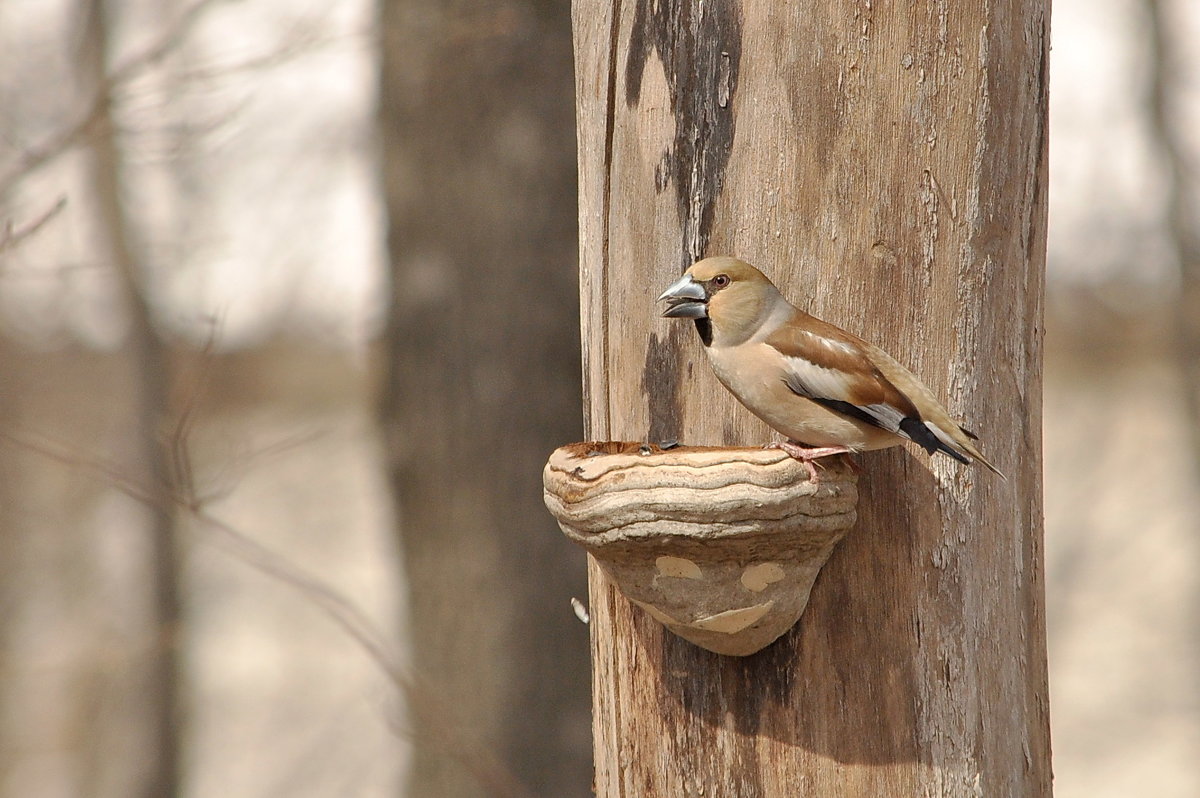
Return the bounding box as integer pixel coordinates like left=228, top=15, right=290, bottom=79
left=377, top=2, right=590, bottom=796
left=1146, top=0, right=1200, bottom=471
left=81, top=1, right=182, bottom=795
left=574, top=1, right=1052, bottom=795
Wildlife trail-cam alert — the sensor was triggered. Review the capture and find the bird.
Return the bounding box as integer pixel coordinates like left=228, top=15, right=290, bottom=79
left=657, top=256, right=1002, bottom=479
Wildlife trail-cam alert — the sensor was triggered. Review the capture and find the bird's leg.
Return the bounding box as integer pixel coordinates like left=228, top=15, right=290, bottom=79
left=766, top=440, right=855, bottom=482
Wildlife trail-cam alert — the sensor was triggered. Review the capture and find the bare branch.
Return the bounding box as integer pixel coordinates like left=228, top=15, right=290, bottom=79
left=0, top=197, right=68, bottom=253
left=170, top=24, right=354, bottom=84
left=0, top=427, right=537, bottom=798
left=0, top=0, right=224, bottom=194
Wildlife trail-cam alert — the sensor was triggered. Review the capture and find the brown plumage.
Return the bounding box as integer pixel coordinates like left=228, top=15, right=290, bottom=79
left=657, top=256, right=1002, bottom=477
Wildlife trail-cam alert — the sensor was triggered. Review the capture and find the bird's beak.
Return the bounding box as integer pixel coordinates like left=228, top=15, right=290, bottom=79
left=657, top=274, right=709, bottom=319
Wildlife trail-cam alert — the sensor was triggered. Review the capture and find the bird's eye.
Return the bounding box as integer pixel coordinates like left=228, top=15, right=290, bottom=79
left=712, top=274, right=730, bottom=288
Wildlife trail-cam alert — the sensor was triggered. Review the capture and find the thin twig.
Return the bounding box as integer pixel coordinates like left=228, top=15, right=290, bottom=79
left=0, top=427, right=537, bottom=798
left=0, top=197, right=68, bottom=253
left=0, top=0, right=224, bottom=194
left=170, top=25, right=351, bottom=84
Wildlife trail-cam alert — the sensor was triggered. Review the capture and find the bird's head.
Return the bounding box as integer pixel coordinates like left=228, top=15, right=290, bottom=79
left=658, top=257, right=782, bottom=345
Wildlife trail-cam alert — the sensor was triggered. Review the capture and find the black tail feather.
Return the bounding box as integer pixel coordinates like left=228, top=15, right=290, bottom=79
left=899, top=417, right=970, bottom=465
left=806, top=394, right=974, bottom=467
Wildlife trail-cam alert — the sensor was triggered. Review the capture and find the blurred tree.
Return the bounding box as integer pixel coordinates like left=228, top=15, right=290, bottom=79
left=376, top=2, right=589, bottom=797
left=1146, top=0, right=1200, bottom=473
left=79, top=0, right=183, bottom=795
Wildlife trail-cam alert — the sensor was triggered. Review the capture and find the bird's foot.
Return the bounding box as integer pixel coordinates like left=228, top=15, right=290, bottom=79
left=765, top=441, right=856, bottom=482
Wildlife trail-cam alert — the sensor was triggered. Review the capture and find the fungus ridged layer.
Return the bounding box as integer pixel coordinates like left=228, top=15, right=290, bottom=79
left=543, top=442, right=858, bottom=656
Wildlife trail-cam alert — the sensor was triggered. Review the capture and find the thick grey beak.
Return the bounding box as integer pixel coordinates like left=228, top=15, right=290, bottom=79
left=657, top=275, right=708, bottom=319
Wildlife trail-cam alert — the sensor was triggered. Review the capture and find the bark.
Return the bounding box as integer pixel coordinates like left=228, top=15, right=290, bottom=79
left=377, top=1, right=589, bottom=796
left=574, top=0, right=1052, bottom=794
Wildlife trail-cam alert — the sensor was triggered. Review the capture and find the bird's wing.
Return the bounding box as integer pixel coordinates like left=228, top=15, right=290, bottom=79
left=764, top=319, right=916, bottom=430
left=763, top=317, right=976, bottom=466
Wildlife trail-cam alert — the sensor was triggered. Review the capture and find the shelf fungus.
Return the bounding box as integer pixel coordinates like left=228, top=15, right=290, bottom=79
left=542, top=442, right=858, bottom=656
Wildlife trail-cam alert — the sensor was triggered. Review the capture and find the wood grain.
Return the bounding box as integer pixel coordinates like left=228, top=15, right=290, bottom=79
left=573, top=0, right=1052, bottom=794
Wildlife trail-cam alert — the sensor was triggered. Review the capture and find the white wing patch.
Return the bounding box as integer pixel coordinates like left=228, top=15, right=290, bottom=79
left=780, top=355, right=855, bottom=398
left=781, top=355, right=906, bottom=432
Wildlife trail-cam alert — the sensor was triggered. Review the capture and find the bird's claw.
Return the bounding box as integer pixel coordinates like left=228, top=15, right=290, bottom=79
left=765, top=440, right=855, bottom=483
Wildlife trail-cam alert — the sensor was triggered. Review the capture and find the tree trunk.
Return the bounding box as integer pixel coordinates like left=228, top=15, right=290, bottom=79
left=81, top=2, right=183, bottom=797
left=574, top=0, right=1052, bottom=795
left=377, top=1, right=590, bottom=796
left=1146, top=0, right=1200, bottom=475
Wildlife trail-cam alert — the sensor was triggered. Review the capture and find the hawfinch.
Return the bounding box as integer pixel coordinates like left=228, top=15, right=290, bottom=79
left=658, top=256, right=1001, bottom=477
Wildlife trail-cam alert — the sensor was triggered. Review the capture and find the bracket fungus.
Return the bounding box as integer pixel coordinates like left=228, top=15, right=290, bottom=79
left=542, top=442, right=858, bottom=656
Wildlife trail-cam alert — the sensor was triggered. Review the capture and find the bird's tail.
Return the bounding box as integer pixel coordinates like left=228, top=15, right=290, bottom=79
left=929, top=421, right=1005, bottom=479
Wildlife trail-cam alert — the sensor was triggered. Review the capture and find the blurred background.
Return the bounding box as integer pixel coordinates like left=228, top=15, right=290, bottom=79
left=0, top=0, right=1195, bottom=796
